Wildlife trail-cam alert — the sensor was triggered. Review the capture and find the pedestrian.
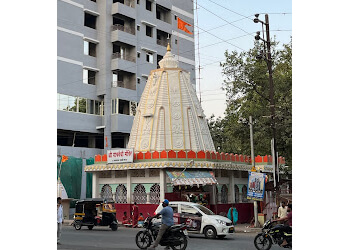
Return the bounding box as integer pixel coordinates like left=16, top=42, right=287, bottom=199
left=138, top=213, right=145, bottom=227
left=147, top=199, right=174, bottom=250
left=278, top=201, right=288, bottom=222
left=227, top=204, right=238, bottom=225
left=57, top=197, right=64, bottom=245
left=132, top=202, right=139, bottom=228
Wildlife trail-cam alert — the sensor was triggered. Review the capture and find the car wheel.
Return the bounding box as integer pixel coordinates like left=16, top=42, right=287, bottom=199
left=204, top=226, right=217, bottom=239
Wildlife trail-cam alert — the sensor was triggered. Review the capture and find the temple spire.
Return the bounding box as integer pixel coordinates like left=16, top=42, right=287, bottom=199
left=167, top=43, right=171, bottom=52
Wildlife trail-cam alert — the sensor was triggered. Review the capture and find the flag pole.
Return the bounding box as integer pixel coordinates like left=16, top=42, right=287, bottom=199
left=58, top=156, right=63, bottom=181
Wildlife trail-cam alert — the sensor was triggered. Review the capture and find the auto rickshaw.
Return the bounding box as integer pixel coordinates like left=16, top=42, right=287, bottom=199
left=73, top=198, right=118, bottom=231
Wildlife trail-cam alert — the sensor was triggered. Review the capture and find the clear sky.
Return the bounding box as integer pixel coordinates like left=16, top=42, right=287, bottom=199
left=192, top=0, right=292, bottom=118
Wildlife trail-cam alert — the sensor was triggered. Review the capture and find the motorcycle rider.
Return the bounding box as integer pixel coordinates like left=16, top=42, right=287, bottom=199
left=274, top=203, right=292, bottom=247
left=147, top=199, right=174, bottom=250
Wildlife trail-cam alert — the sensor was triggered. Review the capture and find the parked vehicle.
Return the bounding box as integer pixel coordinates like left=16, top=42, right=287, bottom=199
left=72, top=198, right=118, bottom=231
left=155, top=201, right=234, bottom=239
left=135, top=215, right=188, bottom=250
left=254, top=219, right=292, bottom=249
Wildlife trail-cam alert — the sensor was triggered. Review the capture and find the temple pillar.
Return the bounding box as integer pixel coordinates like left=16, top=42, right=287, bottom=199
left=127, top=169, right=132, bottom=203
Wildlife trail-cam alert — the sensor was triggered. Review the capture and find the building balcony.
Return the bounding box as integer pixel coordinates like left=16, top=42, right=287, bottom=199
left=111, top=25, right=136, bottom=46
left=111, top=1, right=136, bottom=20
left=111, top=57, right=136, bottom=74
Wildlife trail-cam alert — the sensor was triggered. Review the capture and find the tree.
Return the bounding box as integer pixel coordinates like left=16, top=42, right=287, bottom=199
left=208, top=39, right=292, bottom=175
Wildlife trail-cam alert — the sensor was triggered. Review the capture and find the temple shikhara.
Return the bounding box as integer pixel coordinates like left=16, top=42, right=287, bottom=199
left=85, top=45, right=285, bottom=221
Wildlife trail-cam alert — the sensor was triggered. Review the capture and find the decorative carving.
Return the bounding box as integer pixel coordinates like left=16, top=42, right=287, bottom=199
left=115, top=170, right=127, bottom=178
left=149, top=169, right=160, bottom=177
left=175, top=139, right=183, bottom=148
left=99, top=171, right=112, bottom=178
left=101, top=184, right=113, bottom=199
left=115, top=184, right=127, bottom=203
left=131, top=169, right=145, bottom=177
left=221, top=185, right=228, bottom=204
left=149, top=184, right=160, bottom=204
left=141, top=139, right=149, bottom=149
left=133, top=184, right=147, bottom=204
left=173, top=112, right=181, bottom=120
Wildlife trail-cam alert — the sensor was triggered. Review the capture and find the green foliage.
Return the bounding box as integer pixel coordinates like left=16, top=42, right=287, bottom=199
left=208, top=39, right=292, bottom=173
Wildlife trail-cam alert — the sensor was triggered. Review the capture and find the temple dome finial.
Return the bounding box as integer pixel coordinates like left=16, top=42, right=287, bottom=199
left=167, top=43, right=171, bottom=52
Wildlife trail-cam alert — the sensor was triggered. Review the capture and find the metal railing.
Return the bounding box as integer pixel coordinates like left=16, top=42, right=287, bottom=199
left=114, top=0, right=135, bottom=8
left=112, top=81, right=136, bottom=90
left=112, top=52, right=136, bottom=62
left=111, top=24, right=135, bottom=35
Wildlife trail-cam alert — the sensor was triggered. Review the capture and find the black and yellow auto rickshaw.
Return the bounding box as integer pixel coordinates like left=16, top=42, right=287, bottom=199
left=73, top=198, right=118, bottom=231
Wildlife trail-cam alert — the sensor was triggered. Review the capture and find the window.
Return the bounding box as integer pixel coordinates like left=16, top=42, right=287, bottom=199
left=90, top=0, right=96, bottom=2
left=87, top=100, right=94, bottom=114
left=130, top=101, right=137, bottom=116
left=137, top=0, right=139, bottom=4
left=68, top=96, right=77, bottom=112
left=146, top=25, right=152, bottom=37
left=146, top=0, right=152, bottom=11
left=118, top=99, right=130, bottom=115
left=84, top=12, right=97, bottom=29
left=101, top=185, right=113, bottom=199
left=78, top=98, right=87, bottom=113
left=181, top=205, right=198, bottom=215
left=137, top=25, right=140, bottom=31
left=133, top=184, right=147, bottom=204
left=149, top=184, right=160, bottom=204
left=83, top=69, right=96, bottom=85
left=137, top=78, right=140, bottom=84
left=84, top=41, right=97, bottom=57
left=137, top=52, right=140, bottom=58
left=174, top=15, right=177, bottom=20
left=146, top=53, right=153, bottom=63
left=95, top=100, right=101, bottom=115
left=111, top=99, right=118, bottom=114
left=175, top=39, right=177, bottom=45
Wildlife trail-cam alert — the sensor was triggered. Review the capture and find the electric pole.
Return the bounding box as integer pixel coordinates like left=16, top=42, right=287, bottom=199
left=253, top=14, right=278, bottom=191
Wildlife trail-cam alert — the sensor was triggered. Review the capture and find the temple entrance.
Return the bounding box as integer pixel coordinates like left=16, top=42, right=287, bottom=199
left=169, top=185, right=211, bottom=207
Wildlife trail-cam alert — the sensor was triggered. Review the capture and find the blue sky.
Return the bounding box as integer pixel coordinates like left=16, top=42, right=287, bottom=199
left=192, top=0, right=292, bottom=118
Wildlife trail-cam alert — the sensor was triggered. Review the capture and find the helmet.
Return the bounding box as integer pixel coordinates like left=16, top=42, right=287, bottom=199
left=163, top=199, right=169, bottom=205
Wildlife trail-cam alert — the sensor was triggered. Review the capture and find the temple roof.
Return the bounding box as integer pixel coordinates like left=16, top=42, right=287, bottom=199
left=127, top=45, right=215, bottom=152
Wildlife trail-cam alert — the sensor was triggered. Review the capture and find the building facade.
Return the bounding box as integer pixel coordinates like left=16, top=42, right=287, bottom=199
left=57, top=0, right=196, bottom=162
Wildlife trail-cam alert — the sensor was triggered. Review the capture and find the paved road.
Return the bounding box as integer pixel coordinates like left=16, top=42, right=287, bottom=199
left=58, top=225, right=282, bottom=250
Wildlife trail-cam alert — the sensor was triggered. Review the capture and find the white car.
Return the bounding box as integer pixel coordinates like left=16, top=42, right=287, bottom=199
left=155, top=201, right=234, bottom=239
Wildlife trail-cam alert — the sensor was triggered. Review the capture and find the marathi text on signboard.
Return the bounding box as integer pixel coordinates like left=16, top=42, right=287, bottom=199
left=107, top=149, right=133, bottom=164
left=247, top=171, right=266, bottom=201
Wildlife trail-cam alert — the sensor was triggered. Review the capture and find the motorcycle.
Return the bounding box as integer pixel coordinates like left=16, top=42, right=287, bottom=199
left=254, top=219, right=292, bottom=249
left=135, top=216, right=188, bottom=250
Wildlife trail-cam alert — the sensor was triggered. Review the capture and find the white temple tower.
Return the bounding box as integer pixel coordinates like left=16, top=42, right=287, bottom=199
left=127, top=45, right=215, bottom=152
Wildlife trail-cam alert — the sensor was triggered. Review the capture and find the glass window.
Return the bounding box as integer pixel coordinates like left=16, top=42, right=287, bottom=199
left=193, top=204, right=214, bottom=215
left=146, top=25, right=152, bottom=37
left=84, top=41, right=89, bottom=55
left=112, top=99, right=117, bottom=114
left=146, top=0, right=152, bottom=11
left=87, top=100, right=94, bottom=114
left=181, top=205, right=199, bottom=215
left=95, top=101, right=101, bottom=115
left=83, top=69, right=88, bottom=84
left=146, top=53, right=153, bottom=63
left=59, top=94, right=69, bottom=111
left=68, top=96, right=77, bottom=112
left=78, top=98, right=87, bottom=113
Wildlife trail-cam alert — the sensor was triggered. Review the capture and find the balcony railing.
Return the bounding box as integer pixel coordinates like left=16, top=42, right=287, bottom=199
left=112, top=52, right=136, bottom=63
left=111, top=24, right=135, bottom=35
left=157, top=39, right=168, bottom=47
left=112, top=81, right=136, bottom=90
left=114, top=0, right=135, bottom=8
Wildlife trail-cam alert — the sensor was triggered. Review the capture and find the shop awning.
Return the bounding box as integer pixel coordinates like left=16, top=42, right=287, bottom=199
left=166, top=170, right=218, bottom=186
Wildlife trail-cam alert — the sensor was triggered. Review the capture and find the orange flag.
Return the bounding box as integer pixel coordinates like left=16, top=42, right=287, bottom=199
left=62, top=155, right=69, bottom=163
left=177, top=17, right=193, bottom=35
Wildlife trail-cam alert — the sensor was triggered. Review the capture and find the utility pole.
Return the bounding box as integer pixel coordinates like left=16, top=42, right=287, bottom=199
left=254, top=14, right=278, bottom=191
left=249, top=116, right=259, bottom=227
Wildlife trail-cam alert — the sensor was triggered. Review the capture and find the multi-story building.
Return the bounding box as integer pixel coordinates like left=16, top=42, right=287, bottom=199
left=57, top=0, right=196, bottom=165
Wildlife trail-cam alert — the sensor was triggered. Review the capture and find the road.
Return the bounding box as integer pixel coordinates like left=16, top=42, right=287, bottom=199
left=58, top=225, right=282, bottom=250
